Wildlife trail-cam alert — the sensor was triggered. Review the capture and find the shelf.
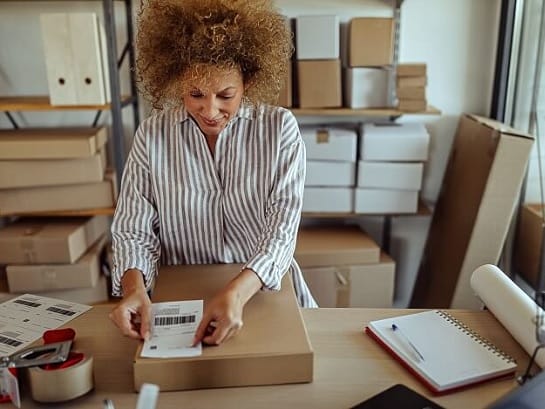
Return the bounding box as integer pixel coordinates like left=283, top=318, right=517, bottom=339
left=0, top=95, right=133, bottom=112
left=2, top=207, right=116, bottom=217
left=302, top=200, right=432, bottom=218
left=290, top=105, right=441, bottom=117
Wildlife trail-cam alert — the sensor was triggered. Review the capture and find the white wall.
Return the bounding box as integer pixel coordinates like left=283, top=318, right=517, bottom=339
left=0, top=0, right=501, bottom=307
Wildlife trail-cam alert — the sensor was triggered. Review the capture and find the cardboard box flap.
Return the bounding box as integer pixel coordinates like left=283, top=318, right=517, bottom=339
left=468, top=114, right=534, bottom=140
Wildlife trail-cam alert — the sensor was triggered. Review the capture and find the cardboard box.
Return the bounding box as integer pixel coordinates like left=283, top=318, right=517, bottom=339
left=301, top=253, right=395, bottom=308
left=297, top=60, right=342, bottom=108
left=306, top=161, right=355, bottom=187
left=295, top=225, right=380, bottom=267
left=348, top=18, right=394, bottom=67
left=0, top=127, right=107, bottom=159
left=6, top=235, right=107, bottom=292
left=277, top=62, right=292, bottom=108
left=396, top=87, right=426, bottom=100
left=0, top=150, right=106, bottom=189
left=302, top=187, right=353, bottom=213
left=354, top=188, right=418, bottom=214
left=0, top=215, right=109, bottom=264
left=514, top=204, right=544, bottom=288
left=300, top=127, right=357, bottom=162
left=361, top=123, right=430, bottom=162
left=134, top=264, right=313, bottom=391
left=296, top=15, right=339, bottom=60
left=344, top=67, right=390, bottom=109
left=411, top=114, right=534, bottom=309
left=357, top=161, right=423, bottom=190
left=0, top=170, right=117, bottom=216
left=398, top=99, right=428, bottom=112
left=397, top=63, right=427, bottom=77
left=31, top=274, right=109, bottom=305
left=397, top=76, right=427, bottom=88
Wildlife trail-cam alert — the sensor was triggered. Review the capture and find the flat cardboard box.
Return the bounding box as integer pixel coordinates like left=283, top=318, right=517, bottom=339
left=300, top=127, right=357, bottom=162
left=361, top=123, right=430, bottom=162
left=397, top=63, right=427, bottom=77
left=6, top=235, right=107, bottom=292
left=344, top=67, right=390, bottom=109
left=295, top=15, right=339, bottom=60
left=354, top=188, right=418, bottom=214
left=398, top=99, right=428, bottom=112
left=295, top=225, right=380, bottom=267
left=0, top=170, right=117, bottom=216
left=396, top=87, right=426, bottom=100
left=357, top=161, right=423, bottom=190
left=297, top=60, right=342, bottom=108
left=306, top=161, right=356, bottom=187
left=134, top=264, right=313, bottom=391
left=0, top=215, right=109, bottom=264
left=514, top=203, right=544, bottom=288
left=348, top=18, right=394, bottom=66
left=397, top=76, right=427, bottom=88
left=302, top=187, right=353, bottom=213
left=0, top=127, right=107, bottom=159
left=411, top=114, right=534, bottom=309
left=301, top=253, right=395, bottom=308
left=0, top=149, right=106, bottom=189
left=277, top=62, right=292, bottom=108
left=31, top=274, right=109, bottom=305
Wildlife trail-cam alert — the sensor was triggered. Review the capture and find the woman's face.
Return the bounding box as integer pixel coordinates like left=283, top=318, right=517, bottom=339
left=183, top=68, right=245, bottom=138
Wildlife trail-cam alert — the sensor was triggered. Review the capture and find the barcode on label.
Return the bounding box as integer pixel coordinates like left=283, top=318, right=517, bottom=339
left=154, top=315, right=196, bottom=326
left=0, top=335, right=22, bottom=347
left=14, top=300, right=41, bottom=308
left=47, top=306, right=76, bottom=316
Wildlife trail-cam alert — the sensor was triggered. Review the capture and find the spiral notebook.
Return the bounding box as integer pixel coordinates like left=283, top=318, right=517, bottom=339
left=365, top=310, right=517, bottom=394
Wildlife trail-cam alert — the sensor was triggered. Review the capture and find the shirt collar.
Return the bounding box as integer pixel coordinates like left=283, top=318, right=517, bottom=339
left=176, top=101, right=255, bottom=124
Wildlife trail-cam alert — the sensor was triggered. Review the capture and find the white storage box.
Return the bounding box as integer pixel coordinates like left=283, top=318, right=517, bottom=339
left=303, top=187, right=353, bottom=213
left=357, top=161, right=423, bottom=190
left=295, top=15, right=339, bottom=60
left=300, top=127, right=357, bottom=162
left=344, top=67, right=390, bottom=108
left=361, top=123, right=430, bottom=161
left=306, top=161, right=355, bottom=187
left=354, top=188, right=418, bottom=214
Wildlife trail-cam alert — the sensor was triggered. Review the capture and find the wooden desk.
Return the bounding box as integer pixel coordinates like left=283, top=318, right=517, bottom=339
left=16, top=307, right=528, bottom=409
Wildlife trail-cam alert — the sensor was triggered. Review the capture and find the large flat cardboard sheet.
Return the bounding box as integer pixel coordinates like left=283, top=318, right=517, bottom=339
left=133, top=264, right=314, bottom=391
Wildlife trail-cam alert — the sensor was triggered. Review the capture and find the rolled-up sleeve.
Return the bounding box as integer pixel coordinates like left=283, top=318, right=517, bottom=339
left=243, top=111, right=305, bottom=290
left=111, top=123, right=160, bottom=296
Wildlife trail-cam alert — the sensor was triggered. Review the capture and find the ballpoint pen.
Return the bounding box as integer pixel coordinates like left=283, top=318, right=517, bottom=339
left=391, top=323, right=425, bottom=361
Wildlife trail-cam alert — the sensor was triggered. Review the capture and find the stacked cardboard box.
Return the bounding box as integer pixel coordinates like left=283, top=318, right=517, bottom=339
left=356, top=123, right=430, bottom=213
left=344, top=17, right=394, bottom=108
left=396, top=63, right=428, bottom=112
left=295, top=225, right=394, bottom=307
left=0, top=127, right=117, bottom=215
left=301, top=126, right=357, bottom=212
left=295, top=15, right=342, bottom=108
left=0, top=216, right=111, bottom=304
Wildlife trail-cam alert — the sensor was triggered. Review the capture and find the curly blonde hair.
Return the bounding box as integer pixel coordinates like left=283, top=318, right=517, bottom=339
left=135, top=0, right=293, bottom=108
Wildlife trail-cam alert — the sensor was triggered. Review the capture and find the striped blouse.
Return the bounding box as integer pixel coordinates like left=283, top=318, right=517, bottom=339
left=111, top=103, right=317, bottom=308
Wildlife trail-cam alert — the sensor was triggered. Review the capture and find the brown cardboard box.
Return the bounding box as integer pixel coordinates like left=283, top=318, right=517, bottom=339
left=277, top=62, right=292, bottom=108
left=0, top=170, right=117, bottom=215
left=411, top=114, right=534, bottom=309
left=398, top=99, right=427, bottom=112
left=134, top=264, right=313, bottom=391
left=396, top=87, right=426, bottom=100
left=514, top=204, right=544, bottom=288
left=302, top=253, right=395, bottom=308
left=32, top=274, right=109, bottom=305
left=295, top=226, right=380, bottom=267
left=6, top=235, right=107, bottom=292
left=397, top=76, right=427, bottom=88
left=0, top=127, right=107, bottom=159
left=397, top=63, right=427, bottom=77
left=0, top=215, right=109, bottom=264
left=348, top=18, right=394, bottom=67
left=0, top=150, right=106, bottom=189
left=297, top=60, right=341, bottom=108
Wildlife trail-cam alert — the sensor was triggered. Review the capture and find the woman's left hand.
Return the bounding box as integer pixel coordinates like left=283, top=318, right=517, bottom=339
left=193, top=268, right=262, bottom=346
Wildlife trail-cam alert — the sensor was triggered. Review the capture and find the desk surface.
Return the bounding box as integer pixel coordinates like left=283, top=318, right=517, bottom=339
left=16, top=306, right=529, bottom=409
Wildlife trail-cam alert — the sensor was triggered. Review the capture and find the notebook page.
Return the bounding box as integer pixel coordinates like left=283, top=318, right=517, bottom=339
left=368, top=310, right=516, bottom=391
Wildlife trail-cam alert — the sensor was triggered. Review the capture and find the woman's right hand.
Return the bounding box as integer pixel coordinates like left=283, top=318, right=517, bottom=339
left=109, top=269, right=152, bottom=340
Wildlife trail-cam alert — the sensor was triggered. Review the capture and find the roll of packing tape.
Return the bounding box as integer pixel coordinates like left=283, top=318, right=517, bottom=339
left=27, top=354, right=94, bottom=402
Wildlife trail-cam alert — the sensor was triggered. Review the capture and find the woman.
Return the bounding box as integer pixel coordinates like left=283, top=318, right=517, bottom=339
left=109, top=0, right=317, bottom=346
